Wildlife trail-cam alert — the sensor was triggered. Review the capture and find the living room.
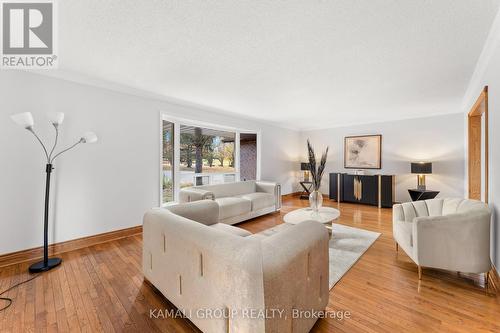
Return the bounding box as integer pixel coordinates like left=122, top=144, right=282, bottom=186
left=0, top=1, right=499, bottom=332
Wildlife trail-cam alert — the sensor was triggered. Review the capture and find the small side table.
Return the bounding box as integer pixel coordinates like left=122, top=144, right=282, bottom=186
left=299, top=181, right=313, bottom=199
left=408, top=189, right=439, bottom=201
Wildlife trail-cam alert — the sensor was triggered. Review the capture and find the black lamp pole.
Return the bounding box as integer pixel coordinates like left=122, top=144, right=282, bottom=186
left=28, top=163, right=62, bottom=273
left=27, top=136, right=85, bottom=273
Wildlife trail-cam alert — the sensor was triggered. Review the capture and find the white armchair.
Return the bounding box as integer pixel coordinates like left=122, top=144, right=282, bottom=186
left=393, top=198, right=491, bottom=280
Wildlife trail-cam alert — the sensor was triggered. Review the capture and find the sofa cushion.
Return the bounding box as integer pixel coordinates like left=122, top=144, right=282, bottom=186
left=456, top=199, right=487, bottom=213
left=210, top=223, right=252, bottom=237
left=425, top=198, right=444, bottom=216
left=193, top=181, right=256, bottom=198
left=411, top=201, right=429, bottom=218
left=237, top=192, right=275, bottom=211
left=442, top=198, right=464, bottom=215
left=215, top=197, right=252, bottom=219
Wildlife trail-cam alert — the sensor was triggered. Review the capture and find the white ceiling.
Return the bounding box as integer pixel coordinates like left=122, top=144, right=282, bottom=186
left=49, top=0, right=500, bottom=130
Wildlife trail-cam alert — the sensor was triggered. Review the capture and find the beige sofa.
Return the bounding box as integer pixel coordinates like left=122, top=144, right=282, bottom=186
left=393, top=198, right=491, bottom=280
left=179, top=180, right=281, bottom=225
left=143, top=200, right=329, bottom=333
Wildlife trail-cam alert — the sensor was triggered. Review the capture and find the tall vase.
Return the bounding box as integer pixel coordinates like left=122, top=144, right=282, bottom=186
left=309, top=190, right=323, bottom=212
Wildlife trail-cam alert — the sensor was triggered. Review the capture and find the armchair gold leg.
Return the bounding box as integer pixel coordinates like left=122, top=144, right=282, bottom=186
left=418, top=266, right=422, bottom=280
left=395, top=243, right=398, bottom=252
left=485, top=271, right=489, bottom=285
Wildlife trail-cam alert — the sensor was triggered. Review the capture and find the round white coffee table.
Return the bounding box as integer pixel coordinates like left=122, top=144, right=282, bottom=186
left=283, top=207, right=340, bottom=233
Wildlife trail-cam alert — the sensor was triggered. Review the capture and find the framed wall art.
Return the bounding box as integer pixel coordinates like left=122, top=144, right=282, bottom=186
left=344, top=134, right=382, bottom=169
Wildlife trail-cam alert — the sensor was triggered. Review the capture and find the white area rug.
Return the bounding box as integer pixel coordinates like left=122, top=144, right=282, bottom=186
left=258, top=223, right=380, bottom=289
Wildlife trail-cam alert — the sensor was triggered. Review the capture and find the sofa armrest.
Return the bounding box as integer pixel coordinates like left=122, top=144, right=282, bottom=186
left=179, top=187, right=215, bottom=203
left=256, top=181, right=281, bottom=210
left=255, top=181, right=277, bottom=194
left=261, top=221, right=329, bottom=331
left=166, top=200, right=219, bottom=226
left=392, top=203, right=405, bottom=223
left=412, top=209, right=491, bottom=273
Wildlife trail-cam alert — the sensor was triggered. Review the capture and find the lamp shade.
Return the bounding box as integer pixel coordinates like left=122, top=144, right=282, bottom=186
left=411, top=162, right=432, bottom=174
left=81, top=132, right=98, bottom=144
left=47, top=112, right=64, bottom=126
left=11, top=112, right=34, bottom=129
left=301, top=162, right=310, bottom=171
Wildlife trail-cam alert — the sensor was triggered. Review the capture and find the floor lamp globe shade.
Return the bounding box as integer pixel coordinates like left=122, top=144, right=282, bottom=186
left=11, top=112, right=34, bottom=128
left=82, top=132, right=98, bottom=143
left=47, top=112, right=64, bottom=126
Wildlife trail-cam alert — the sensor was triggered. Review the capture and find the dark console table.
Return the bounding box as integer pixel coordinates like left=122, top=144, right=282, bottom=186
left=408, top=189, right=439, bottom=201
left=329, top=173, right=394, bottom=208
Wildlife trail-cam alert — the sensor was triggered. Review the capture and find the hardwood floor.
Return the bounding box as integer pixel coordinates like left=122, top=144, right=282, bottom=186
left=0, top=197, right=498, bottom=332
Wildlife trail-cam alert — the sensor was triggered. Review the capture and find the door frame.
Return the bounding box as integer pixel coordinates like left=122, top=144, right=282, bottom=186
left=467, top=86, right=489, bottom=203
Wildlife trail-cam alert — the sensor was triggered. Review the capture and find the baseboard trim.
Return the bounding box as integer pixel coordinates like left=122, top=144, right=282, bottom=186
left=282, top=192, right=301, bottom=199
left=490, top=264, right=500, bottom=288
left=0, top=225, right=142, bottom=268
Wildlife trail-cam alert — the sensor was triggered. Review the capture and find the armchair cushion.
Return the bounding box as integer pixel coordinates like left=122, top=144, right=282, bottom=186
left=412, top=209, right=491, bottom=272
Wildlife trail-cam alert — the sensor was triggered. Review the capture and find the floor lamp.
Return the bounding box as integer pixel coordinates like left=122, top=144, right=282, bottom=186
left=11, top=112, right=97, bottom=273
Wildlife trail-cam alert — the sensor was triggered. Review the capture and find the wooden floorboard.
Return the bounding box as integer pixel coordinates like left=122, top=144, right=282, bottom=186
left=0, top=197, right=498, bottom=332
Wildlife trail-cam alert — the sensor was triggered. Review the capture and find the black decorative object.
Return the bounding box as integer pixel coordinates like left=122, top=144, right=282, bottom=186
left=10, top=112, right=97, bottom=273
left=411, top=162, right=432, bottom=190
left=329, top=173, right=394, bottom=208
left=408, top=189, right=439, bottom=201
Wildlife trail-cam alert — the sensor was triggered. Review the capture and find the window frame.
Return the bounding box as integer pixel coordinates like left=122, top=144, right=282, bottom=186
left=159, top=113, right=261, bottom=206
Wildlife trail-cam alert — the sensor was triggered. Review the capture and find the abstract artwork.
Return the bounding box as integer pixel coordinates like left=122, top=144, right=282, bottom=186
left=344, top=135, right=382, bottom=169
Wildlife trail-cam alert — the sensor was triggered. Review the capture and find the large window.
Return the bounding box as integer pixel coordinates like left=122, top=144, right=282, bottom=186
left=179, top=125, right=236, bottom=187
left=160, top=115, right=260, bottom=205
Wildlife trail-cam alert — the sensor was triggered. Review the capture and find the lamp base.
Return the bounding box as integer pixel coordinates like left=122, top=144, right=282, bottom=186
left=417, top=174, right=426, bottom=191
left=29, top=257, right=62, bottom=273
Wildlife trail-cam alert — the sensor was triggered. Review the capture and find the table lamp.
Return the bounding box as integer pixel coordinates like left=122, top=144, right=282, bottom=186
left=301, top=162, right=310, bottom=182
left=411, top=162, right=432, bottom=190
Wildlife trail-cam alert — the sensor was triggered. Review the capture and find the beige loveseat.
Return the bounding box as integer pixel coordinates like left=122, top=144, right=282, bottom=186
left=393, top=198, right=491, bottom=280
left=179, top=180, right=281, bottom=225
left=143, top=200, right=329, bottom=333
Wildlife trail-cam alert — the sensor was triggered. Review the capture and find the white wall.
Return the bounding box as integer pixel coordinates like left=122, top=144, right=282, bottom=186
left=462, top=9, right=500, bottom=271
left=300, top=113, right=465, bottom=202
left=0, top=71, right=300, bottom=255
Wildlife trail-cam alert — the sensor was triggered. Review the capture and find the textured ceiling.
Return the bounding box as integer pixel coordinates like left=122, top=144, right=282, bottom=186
left=48, top=0, right=500, bottom=129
